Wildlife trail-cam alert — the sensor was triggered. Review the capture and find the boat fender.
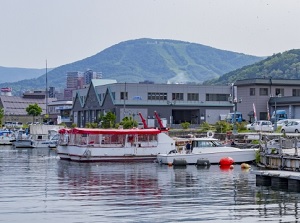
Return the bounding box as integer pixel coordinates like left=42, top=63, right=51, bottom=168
left=207, top=131, right=214, bottom=138
left=173, top=159, right=187, bottom=166
left=196, top=159, right=210, bottom=166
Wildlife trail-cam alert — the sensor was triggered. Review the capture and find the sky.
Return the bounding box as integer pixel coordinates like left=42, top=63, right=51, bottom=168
left=1, top=0, right=300, bottom=68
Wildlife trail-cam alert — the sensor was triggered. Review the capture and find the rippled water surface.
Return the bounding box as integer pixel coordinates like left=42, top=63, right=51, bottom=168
left=1, top=146, right=300, bottom=223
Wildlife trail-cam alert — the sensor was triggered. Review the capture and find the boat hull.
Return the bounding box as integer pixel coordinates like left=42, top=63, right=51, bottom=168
left=157, top=149, right=258, bottom=165
left=35, top=140, right=58, bottom=148
left=57, top=129, right=175, bottom=162
left=0, top=139, right=14, bottom=145
left=57, top=144, right=171, bottom=162
left=12, top=140, right=36, bottom=148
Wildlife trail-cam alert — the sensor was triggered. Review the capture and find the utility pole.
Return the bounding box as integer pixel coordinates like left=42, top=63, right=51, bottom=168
left=45, top=60, right=48, bottom=122
left=232, top=83, right=238, bottom=135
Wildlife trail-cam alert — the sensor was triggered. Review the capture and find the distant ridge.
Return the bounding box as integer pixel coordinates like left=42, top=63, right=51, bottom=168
left=0, top=66, right=49, bottom=83
left=0, top=38, right=263, bottom=95
left=204, top=49, right=300, bottom=85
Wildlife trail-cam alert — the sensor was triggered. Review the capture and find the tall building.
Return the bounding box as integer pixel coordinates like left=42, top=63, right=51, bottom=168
left=64, top=71, right=84, bottom=100
left=64, top=70, right=102, bottom=100
left=66, top=71, right=84, bottom=89
left=84, top=69, right=102, bottom=85
left=49, top=87, right=55, bottom=98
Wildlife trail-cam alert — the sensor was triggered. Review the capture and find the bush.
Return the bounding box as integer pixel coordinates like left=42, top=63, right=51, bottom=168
left=237, top=121, right=247, bottom=131
left=85, top=122, right=98, bottom=128
left=200, top=122, right=213, bottom=132
left=181, top=122, right=190, bottom=129
left=215, top=120, right=232, bottom=133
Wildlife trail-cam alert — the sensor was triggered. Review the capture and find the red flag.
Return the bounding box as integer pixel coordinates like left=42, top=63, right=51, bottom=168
left=267, top=102, right=270, bottom=120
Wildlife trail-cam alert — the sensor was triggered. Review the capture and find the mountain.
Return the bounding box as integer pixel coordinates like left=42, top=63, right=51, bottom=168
left=0, top=66, right=49, bottom=83
left=204, top=49, right=300, bottom=85
left=0, top=38, right=263, bottom=95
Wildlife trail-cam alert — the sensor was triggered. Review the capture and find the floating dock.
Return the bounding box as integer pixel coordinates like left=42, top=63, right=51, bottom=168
left=253, top=170, right=300, bottom=192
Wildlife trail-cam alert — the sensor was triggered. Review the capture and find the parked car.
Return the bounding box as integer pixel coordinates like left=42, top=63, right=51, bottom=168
left=246, top=122, right=255, bottom=131
left=275, top=119, right=290, bottom=128
left=281, top=120, right=300, bottom=133
left=254, top=120, right=273, bottom=132
left=274, top=119, right=299, bottom=129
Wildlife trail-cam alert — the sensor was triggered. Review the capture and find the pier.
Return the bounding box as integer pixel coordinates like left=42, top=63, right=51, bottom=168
left=257, top=132, right=300, bottom=171
left=253, top=170, right=300, bottom=192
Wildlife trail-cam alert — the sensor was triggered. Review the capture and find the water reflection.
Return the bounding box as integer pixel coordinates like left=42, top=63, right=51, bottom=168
left=57, top=161, right=162, bottom=204
left=1, top=147, right=300, bottom=222
left=254, top=187, right=300, bottom=220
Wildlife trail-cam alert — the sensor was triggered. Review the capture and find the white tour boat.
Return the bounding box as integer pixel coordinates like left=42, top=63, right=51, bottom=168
left=157, top=135, right=258, bottom=165
left=57, top=127, right=175, bottom=162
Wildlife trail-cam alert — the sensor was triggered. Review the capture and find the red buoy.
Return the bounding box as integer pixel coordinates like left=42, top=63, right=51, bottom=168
left=219, top=165, right=233, bottom=171
left=219, top=157, right=234, bottom=166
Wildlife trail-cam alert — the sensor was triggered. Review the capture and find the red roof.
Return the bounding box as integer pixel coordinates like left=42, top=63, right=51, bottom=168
left=59, top=128, right=161, bottom=135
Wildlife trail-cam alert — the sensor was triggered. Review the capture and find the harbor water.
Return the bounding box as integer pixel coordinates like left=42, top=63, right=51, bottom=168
left=1, top=146, right=300, bottom=222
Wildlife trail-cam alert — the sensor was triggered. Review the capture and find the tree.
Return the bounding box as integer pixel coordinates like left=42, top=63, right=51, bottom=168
left=99, top=111, right=116, bottom=128
left=26, top=103, right=42, bottom=123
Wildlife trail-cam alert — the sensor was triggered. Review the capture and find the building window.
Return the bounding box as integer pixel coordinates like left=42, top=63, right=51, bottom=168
left=172, top=93, right=183, bottom=100
left=120, top=92, right=128, bottom=100
left=259, top=88, right=268, bottom=96
left=206, top=94, right=229, bottom=101
left=250, top=88, right=255, bottom=96
left=259, top=112, right=268, bottom=121
left=187, top=93, right=199, bottom=101
left=148, top=92, right=167, bottom=100
left=275, top=88, right=284, bottom=96
left=293, top=89, right=300, bottom=96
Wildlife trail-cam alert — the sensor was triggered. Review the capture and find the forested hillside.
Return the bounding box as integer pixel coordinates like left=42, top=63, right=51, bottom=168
left=204, top=49, right=300, bottom=85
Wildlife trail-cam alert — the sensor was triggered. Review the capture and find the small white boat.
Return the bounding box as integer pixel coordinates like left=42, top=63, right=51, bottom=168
left=13, top=139, right=36, bottom=148
left=0, top=129, right=16, bottom=145
left=30, top=125, right=63, bottom=148
left=11, top=129, right=36, bottom=148
left=157, top=136, right=258, bottom=165
left=57, top=127, right=175, bottom=162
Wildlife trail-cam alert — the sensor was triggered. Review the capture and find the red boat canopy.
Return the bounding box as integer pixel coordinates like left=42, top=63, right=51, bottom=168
left=59, top=128, right=161, bottom=135
left=58, top=128, right=72, bottom=134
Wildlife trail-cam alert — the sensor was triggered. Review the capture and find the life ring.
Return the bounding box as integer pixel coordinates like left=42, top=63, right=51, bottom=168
left=207, top=131, right=214, bottom=138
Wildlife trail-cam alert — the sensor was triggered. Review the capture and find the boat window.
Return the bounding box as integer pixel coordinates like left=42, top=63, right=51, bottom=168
left=193, top=141, right=215, bottom=147
left=212, top=141, right=222, bottom=147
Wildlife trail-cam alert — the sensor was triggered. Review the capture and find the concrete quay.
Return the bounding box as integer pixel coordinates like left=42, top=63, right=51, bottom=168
left=253, top=170, right=300, bottom=192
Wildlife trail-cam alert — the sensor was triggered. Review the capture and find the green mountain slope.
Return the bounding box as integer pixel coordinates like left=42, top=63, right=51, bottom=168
left=0, top=38, right=263, bottom=95
left=204, top=49, right=300, bottom=85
